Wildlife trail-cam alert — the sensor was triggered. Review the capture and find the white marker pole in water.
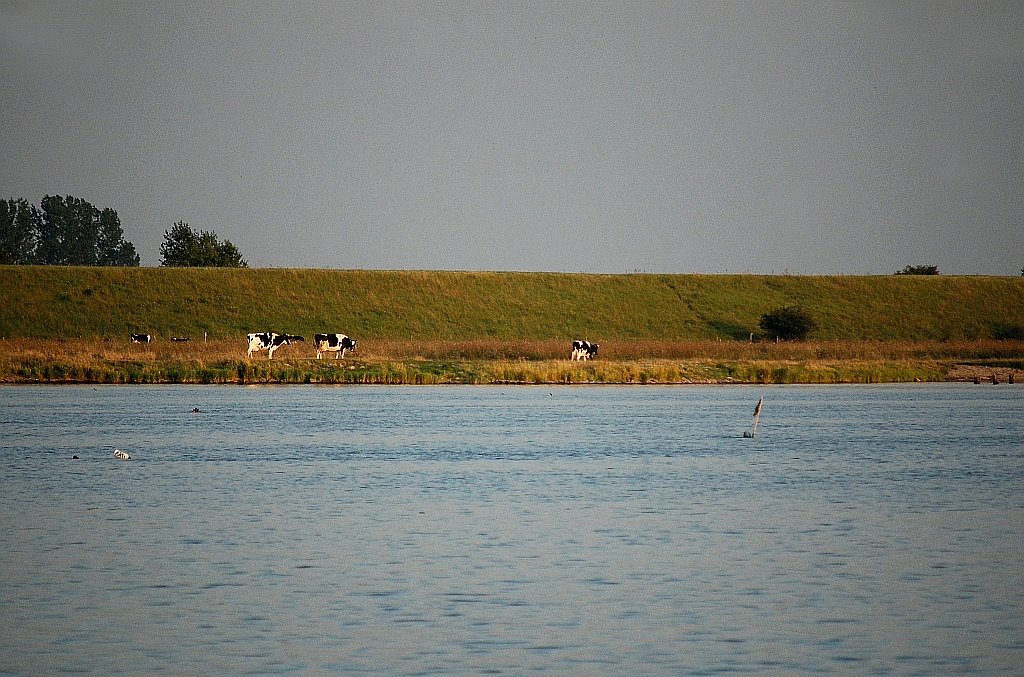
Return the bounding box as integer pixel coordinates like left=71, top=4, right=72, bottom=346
left=749, top=395, right=765, bottom=438
left=749, top=393, right=765, bottom=440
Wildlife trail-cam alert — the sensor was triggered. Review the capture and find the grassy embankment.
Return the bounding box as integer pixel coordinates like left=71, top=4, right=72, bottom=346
left=2, top=266, right=1023, bottom=384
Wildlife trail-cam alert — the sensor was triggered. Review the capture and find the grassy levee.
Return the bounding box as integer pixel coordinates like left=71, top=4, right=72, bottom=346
left=3, top=266, right=1023, bottom=384
left=4, top=265, right=1024, bottom=340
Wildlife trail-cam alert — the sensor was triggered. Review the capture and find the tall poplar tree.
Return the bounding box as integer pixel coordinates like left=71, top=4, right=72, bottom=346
left=33, top=195, right=138, bottom=266
left=0, top=198, right=39, bottom=264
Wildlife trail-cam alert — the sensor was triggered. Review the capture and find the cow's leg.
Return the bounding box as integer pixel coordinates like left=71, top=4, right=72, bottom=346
left=267, top=346, right=276, bottom=359
left=316, top=349, right=322, bottom=359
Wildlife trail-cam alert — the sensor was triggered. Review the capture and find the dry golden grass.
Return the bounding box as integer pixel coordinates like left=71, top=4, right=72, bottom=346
left=1, top=337, right=1021, bottom=384
left=349, top=338, right=1024, bottom=362
left=3, top=336, right=1024, bottom=363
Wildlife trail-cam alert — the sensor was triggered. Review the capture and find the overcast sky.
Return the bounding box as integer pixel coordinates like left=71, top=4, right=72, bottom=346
left=2, top=1, right=1022, bottom=274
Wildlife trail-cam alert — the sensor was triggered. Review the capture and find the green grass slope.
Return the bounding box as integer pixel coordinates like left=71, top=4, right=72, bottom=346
left=3, top=266, right=1023, bottom=341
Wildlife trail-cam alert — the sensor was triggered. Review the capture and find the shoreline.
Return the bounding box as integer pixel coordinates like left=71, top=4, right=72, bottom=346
left=2, top=358, right=1020, bottom=386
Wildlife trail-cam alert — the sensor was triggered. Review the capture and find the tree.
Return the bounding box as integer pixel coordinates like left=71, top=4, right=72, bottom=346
left=895, top=264, right=940, bottom=275
left=0, top=198, right=39, bottom=264
left=159, top=222, right=196, bottom=267
left=214, top=238, right=246, bottom=268
left=35, top=195, right=91, bottom=264
left=759, top=306, right=817, bottom=341
left=31, top=195, right=138, bottom=266
left=160, top=221, right=248, bottom=267
left=96, top=208, right=141, bottom=266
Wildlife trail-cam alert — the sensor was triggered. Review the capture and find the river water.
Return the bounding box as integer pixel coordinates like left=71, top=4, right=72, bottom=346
left=1, top=384, right=1022, bottom=675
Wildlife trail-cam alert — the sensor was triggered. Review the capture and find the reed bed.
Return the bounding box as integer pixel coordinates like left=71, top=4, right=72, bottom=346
left=2, top=337, right=1020, bottom=385
left=365, top=338, right=1024, bottom=362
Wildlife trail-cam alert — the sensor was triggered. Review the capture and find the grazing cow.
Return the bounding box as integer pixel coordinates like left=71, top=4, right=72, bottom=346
left=314, top=333, right=357, bottom=359
left=246, top=332, right=304, bottom=359
left=131, top=333, right=151, bottom=344
left=171, top=337, right=189, bottom=342
left=571, top=339, right=599, bottom=361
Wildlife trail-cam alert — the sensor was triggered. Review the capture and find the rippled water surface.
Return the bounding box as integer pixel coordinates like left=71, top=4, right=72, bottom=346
left=2, top=384, right=1022, bottom=675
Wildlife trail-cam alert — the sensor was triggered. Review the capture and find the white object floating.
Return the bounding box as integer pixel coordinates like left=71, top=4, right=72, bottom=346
left=113, top=449, right=132, bottom=460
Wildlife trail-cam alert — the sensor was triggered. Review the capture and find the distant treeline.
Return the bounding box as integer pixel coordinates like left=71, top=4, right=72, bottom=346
left=1, top=195, right=140, bottom=266
left=2, top=195, right=253, bottom=268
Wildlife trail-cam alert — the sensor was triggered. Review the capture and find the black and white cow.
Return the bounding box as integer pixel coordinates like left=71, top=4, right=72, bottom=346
left=246, top=332, right=304, bottom=359
left=314, top=333, right=357, bottom=359
left=571, top=339, right=599, bottom=361
left=131, top=333, right=151, bottom=344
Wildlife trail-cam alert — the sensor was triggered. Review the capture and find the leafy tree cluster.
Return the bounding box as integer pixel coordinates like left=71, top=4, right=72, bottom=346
left=1, top=195, right=139, bottom=266
left=759, top=306, right=817, bottom=341
left=160, top=221, right=247, bottom=268
left=895, top=264, right=940, bottom=275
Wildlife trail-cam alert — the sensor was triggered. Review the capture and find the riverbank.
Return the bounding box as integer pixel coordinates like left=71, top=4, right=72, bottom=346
left=3, top=338, right=1021, bottom=384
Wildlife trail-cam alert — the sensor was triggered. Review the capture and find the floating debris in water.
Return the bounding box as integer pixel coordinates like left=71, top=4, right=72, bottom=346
left=113, top=449, right=131, bottom=460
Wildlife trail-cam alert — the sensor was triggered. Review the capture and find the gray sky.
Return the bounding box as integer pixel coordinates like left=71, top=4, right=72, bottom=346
left=2, top=1, right=1022, bottom=273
